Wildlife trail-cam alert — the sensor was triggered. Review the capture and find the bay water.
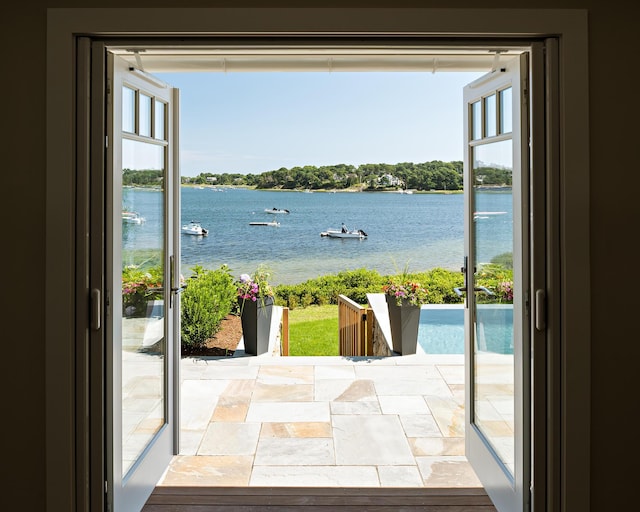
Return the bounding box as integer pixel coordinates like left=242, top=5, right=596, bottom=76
left=123, top=187, right=513, bottom=285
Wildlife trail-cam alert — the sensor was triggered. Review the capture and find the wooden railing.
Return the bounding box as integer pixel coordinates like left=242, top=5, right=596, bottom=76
left=338, top=295, right=373, bottom=356
left=280, top=306, right=289, bottom=356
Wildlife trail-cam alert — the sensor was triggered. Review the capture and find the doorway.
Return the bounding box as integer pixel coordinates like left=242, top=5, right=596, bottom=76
left=104, top=43, right=533, bottom=512
left=47, top=8, right=582, bottom=512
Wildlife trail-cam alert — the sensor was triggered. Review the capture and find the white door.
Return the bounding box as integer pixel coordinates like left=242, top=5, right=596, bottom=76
left=463, top=54, right=531, bottom=512
left=106, top=53, right=180, bottom=511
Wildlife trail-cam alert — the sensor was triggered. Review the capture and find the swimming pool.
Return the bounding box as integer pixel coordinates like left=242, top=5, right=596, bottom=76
left=417, top=304, right=514, bottom=355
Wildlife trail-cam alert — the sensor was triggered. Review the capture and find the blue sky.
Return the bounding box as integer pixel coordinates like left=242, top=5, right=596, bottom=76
left=154, top=71, right=484, bottom=177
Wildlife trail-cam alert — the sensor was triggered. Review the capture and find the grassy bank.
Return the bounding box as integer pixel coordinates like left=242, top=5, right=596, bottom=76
left=288, top=305, right=339, bottom=356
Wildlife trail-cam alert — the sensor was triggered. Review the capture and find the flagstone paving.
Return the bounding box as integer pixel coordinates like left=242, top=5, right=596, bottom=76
left=157, top=346, right=483, bottom=488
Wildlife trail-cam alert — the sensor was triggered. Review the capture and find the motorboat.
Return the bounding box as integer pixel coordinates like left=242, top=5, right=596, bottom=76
left=320, top=228, right=367, bottom=239
left=249, top=221, right=280, bottom=227
left=181, top=221, right=208, bottom=236
left=122, top=210, right=145, bottom=224
left=264, top=208, right=290, bottom=214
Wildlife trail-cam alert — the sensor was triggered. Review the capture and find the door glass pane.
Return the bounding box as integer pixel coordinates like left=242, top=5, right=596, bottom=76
left=500, top=87, right=513, bottom=134
left=121, top=138, right=166, bottom=477
left=122, top=87, right=136, bottom=134
left=471, top=101, right=482, bottom=140
left=155, top=100, right=166, bottom=141
left=484, top=94, right=497, bottom=137
left=472, top=139, right=514, bottom=475
left=139, top=94, right=152, bottom=137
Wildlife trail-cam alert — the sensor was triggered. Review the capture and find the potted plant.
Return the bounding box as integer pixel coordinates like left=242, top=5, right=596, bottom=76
left=382, top=275, right=429, bottom=355
left=236, top=266, right=275, bottom=355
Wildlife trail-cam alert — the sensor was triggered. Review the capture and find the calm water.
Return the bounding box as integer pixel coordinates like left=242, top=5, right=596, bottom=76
left=123, top=187, right=513, bottom=285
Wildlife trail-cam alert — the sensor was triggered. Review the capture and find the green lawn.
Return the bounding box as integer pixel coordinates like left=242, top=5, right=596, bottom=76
left=287, top=304, right=339, bottom=356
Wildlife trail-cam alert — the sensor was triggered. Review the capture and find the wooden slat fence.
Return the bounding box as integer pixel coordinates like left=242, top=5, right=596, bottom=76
left=338, top=295, right=373, bottom=356
left=280, top=306, right=289, bottom=356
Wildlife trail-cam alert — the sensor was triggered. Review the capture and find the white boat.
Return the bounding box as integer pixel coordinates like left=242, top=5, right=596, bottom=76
left=122, top=211, right=145, bottom=224
left=249, top=221, right=280, bottom=227
left=320, top=228, right=367, bottom=239
left=473, top=211, right=508, bottom=220
left=264, top=208, right=290, bottom=214
left=181, top=221, right=208, bottom=236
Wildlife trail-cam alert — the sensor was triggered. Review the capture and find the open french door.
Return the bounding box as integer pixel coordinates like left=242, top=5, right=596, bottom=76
left=462, top=54, right=531, bottom=512
left=105, top=53, right=180, bottom=511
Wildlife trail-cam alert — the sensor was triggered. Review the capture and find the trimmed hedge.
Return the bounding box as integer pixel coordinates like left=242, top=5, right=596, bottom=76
left=180, top=264, right=236, bottom=353
left=274, top=267, right=465, bottom=308
left=273, top=264, right=513, bottom=309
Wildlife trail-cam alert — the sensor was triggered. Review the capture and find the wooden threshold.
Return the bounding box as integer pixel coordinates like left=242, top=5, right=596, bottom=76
left=143, top=486, right=497, bottom=511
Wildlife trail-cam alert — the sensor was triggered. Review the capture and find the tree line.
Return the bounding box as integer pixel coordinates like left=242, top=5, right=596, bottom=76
left=126, top=160, right=512, bottom=191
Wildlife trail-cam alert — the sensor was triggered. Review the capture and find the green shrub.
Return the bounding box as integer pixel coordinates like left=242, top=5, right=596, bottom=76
left=475, top=263, right=514, bottom=303
left=273, top=268, right=384, bottom=308
left=336, top=268, right=384, bottom=290
left=491, top=252, right=513, bottom=269
left=180, top=264, right=236, bottom=353
left=272, top=265, right=517, bottom=309
left=420, top=268, right=465, bottom=304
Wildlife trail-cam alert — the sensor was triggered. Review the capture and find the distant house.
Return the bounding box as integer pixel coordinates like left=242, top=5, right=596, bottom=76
left=378, top=173, right=404, bottom=187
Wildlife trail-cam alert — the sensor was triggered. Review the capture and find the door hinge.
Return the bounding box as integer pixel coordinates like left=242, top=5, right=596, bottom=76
left=105, top=289, right=111, bottom=317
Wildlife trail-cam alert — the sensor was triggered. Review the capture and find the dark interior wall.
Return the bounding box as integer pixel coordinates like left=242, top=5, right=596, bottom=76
left=2, top=4, right=48, bottom=510
left=3, top=1, right=637, bottom=510
left=586, top=5, right=637, bottom=509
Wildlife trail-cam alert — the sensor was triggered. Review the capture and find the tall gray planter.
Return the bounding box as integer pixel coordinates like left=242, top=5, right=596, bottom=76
left=385, top=295, right=420, bottom=355
left=239, top=296, right=274, bottom=356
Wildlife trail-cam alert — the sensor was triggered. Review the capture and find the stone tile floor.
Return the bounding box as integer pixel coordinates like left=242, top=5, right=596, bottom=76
left=157, top=345, right=482, bottom=488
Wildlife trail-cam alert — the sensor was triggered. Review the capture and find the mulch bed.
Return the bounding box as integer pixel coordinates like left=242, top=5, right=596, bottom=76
left=180, top=314, right=243, bottom=357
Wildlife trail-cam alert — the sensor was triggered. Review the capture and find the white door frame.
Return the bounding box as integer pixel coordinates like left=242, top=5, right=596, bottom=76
left=46, top=8, right=589, bottom=512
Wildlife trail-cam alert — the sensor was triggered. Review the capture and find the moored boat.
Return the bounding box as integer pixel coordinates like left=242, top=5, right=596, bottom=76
left=249, top=221, right=280, bottom=227
left=264, top=208, right=290, bottom=214
left=122, top=211, right=145, bottom=224
left=320, top=228, right=367, bottom=239
left=181, top=221, right=208, bottom=236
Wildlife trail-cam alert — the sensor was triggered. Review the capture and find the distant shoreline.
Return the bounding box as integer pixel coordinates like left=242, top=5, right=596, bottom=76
left=179, top=184, right=465, bottom=194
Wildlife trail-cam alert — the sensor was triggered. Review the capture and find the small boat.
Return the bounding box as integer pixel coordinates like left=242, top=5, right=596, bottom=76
left=250, top=221, right=280, bottom=227
left=264, top=208, right=290, bottom=214
left=320, top=228, right=367, bottom=239
left=473, top=211, right=508, bottom=220
left=181, top=221, right=208, bottom=236
left=122, top=211, right=145, bottom=224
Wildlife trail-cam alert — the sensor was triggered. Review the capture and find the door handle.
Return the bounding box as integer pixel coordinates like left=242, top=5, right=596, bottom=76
left=169, top=256, right=185, bottom=294
left=169, top=255, right=184, bottom=307
left=91, top=288, right=101, bottom=331
left=456, top=257, right=486, bottom=298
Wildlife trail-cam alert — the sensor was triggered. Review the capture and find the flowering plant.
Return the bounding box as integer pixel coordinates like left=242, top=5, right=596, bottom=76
left=122, top=264, right=163, bottom=316
left=236, top=266, right=274, bottom=307
left=382, top=276, right=429, bottom=307
left=497, top=280, right=514, bottom=302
